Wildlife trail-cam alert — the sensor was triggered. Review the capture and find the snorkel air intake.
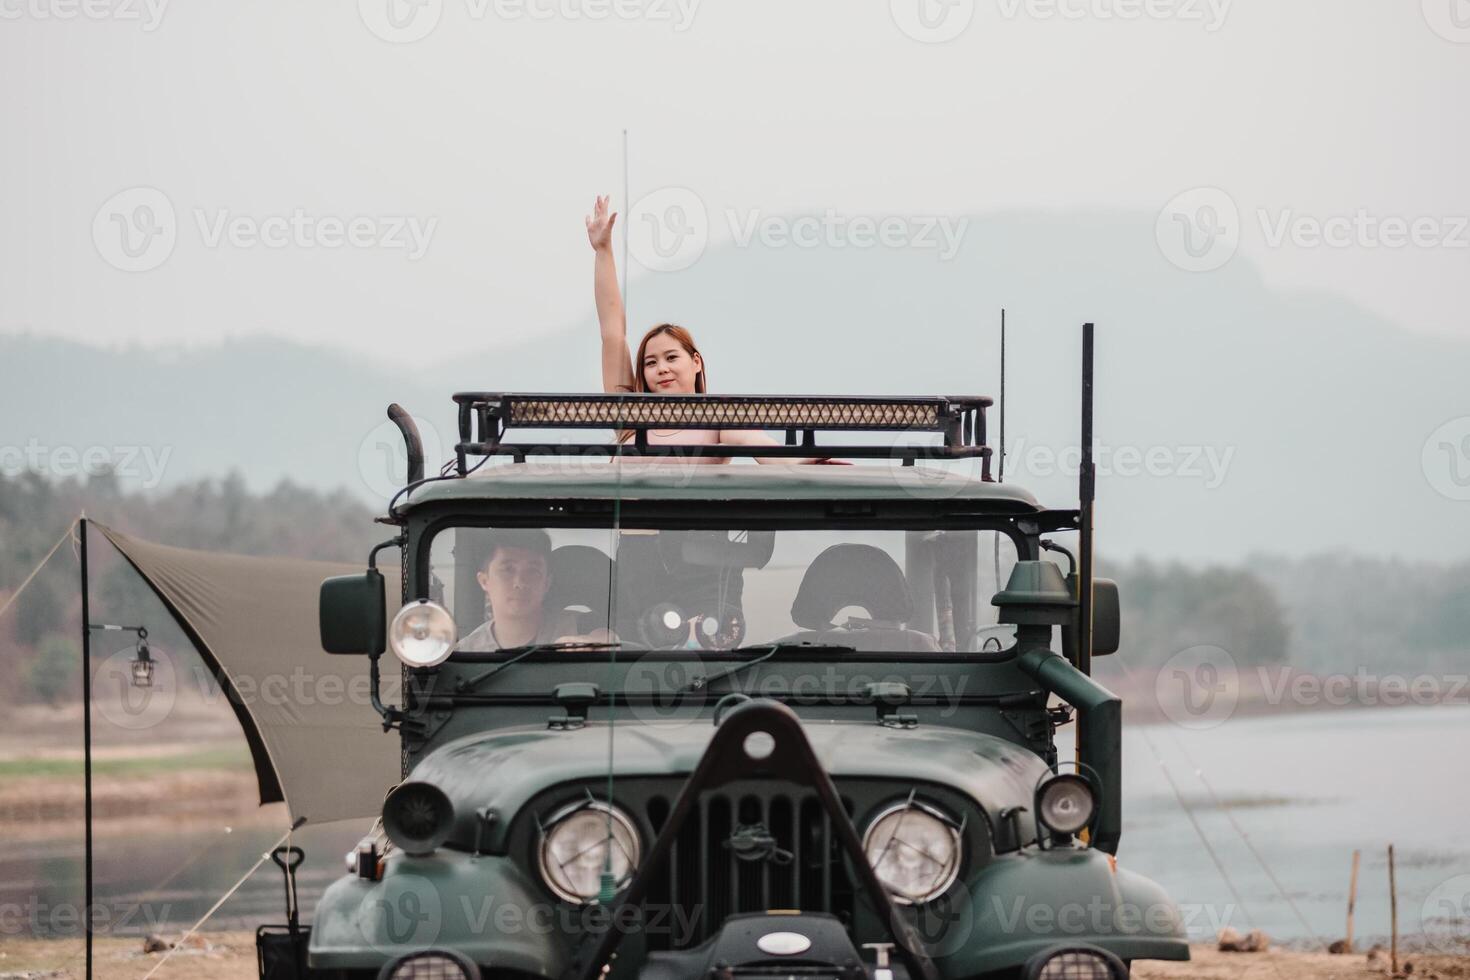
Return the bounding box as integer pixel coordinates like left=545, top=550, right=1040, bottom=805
left=387, top=403, right=425, bottom=485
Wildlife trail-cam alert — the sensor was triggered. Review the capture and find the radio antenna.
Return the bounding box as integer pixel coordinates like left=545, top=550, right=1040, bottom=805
left=598, top=127, right=632, bottom=907
left=998, top=308, right=1007, bottom=483
left=993, top=308, right=1007, bottom=597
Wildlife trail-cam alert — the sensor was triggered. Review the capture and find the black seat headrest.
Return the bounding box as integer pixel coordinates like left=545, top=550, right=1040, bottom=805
left=790, top=544, right=914, bottom=631
left=546, top=545, right=613, bottom=620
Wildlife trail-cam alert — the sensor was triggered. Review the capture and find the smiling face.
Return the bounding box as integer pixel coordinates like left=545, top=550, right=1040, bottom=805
left=640, top=330, right=704, bottom=394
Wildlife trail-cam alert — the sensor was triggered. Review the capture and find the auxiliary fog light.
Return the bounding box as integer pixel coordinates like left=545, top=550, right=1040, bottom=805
left=389, top=600, right=458, bottom=668
left=378, top=949, right=481, bottom=980
left=1036, top=774, right=1096, bottom=837
left=1024, top=945, right=1126, bottom=980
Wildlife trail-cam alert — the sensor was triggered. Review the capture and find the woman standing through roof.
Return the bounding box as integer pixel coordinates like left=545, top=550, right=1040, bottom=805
left=585, top=194, right=824, bottom=466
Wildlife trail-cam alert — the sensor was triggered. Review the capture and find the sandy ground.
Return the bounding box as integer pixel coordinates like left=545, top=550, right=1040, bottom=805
left=3, top=935, right=1469, bottom=980
left=1134, top=946, right=1470, bottom=979
left=0, top=933, right=254, bottom=980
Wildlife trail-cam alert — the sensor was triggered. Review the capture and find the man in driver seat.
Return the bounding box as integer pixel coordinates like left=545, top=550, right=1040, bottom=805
left=458, top=529, right=585, bottom=651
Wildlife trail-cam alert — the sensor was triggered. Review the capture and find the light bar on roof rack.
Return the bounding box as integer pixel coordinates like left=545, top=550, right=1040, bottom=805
left=503, top=395, right=951, bottom=430
left=451, top=392, right=994, bottom=474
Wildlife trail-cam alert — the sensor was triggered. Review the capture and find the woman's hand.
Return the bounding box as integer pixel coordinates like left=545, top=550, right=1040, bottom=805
left=586, top=194, right=617, bottom=252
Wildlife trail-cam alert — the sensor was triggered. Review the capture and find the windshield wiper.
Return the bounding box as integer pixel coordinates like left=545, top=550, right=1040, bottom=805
left=677, top=641, right=857, bottom=695
left=454, top=642, right=635, bottom=694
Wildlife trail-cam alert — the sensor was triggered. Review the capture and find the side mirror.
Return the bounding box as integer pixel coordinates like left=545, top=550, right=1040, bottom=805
left=1060, top=575, right=1121, bottom=661
left=320, top=570, right=387, bottom=655
left=1091, top=578, right=1120, bottom=657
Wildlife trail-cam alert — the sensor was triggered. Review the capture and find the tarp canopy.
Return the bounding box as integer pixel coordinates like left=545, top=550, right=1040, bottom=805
left=95, top=523, right=401, bottom=825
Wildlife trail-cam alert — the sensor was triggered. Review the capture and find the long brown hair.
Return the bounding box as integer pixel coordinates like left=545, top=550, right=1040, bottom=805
left=616, top=324, right=706, bottom=444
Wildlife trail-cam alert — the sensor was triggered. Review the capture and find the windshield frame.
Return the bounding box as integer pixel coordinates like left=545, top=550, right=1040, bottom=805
left=412, top=505, right=1043, bottom=588
left=408, top=496, right=1073, bottom=663
left=410, top=495, right=1062, bottom=569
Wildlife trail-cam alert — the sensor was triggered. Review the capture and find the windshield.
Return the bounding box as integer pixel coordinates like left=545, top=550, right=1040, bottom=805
left=428, top=525, right=1020, bottom=654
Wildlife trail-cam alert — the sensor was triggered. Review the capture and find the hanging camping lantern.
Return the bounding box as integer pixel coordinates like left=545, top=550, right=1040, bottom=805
left=129, top=629, right=153, bottom=688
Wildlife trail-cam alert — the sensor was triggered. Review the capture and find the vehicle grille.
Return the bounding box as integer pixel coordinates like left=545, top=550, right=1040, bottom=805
left=642, top=783, right=856, bottom=951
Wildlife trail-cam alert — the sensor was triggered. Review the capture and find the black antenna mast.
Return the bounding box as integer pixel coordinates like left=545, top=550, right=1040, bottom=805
left=1077, top=322, right=1096, bottom=676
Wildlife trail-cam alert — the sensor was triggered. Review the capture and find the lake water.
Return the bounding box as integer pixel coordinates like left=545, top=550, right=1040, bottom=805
left=6, top=704, right=1468, bottom=951
left=1105, top=704, right=1470, bottom=951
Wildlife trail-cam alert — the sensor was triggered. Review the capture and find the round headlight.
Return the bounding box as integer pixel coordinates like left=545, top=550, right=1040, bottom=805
left=538, top=801, right=641, bottom=904
left=378, top=949, right=481, bottom=980
left=862, top=800, right=963, bottom=905
left=390, top=600, right=458, bottom=668
left=1036, top=775, right=1096, bottom=836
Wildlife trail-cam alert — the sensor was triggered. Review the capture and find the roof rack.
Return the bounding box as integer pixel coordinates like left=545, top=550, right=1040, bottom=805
left=452, top=392, right=994, bottom=477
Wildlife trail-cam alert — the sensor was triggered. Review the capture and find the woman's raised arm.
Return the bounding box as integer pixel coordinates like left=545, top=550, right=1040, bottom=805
left=586, top=195, right=636, bottom=393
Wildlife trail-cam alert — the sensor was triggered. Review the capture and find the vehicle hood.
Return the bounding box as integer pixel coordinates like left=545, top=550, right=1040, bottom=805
left=409, top=718, right=1051, bottom=852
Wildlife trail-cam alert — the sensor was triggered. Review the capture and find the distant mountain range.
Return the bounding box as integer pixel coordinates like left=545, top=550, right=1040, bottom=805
left=4, top=210, right=1465, bottom=562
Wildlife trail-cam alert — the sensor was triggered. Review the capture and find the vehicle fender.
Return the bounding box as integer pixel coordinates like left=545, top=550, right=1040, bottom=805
left=307, top=851, right=572, bottom=976
left=924, top=847, right=1190, bottom=976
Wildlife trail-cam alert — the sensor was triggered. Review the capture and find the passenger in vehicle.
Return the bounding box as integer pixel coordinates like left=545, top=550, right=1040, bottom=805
left=458, top=529, right=610, bottom=651
left=585, top=195, right=828, bottom=466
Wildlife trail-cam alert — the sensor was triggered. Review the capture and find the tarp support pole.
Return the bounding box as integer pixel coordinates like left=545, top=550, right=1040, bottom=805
left=78, top=517, right=94, bottom=980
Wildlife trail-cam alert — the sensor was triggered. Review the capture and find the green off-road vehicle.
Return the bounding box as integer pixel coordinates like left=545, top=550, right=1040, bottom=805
left=303, top=337, right=1190, bottom=980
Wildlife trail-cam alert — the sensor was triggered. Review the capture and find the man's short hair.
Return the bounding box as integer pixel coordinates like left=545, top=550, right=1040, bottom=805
left=477, top=528, right=553, bottom=572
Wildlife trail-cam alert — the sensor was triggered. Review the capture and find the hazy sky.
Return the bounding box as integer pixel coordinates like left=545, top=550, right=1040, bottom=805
left=3, top=0, right=1468, bottom=359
